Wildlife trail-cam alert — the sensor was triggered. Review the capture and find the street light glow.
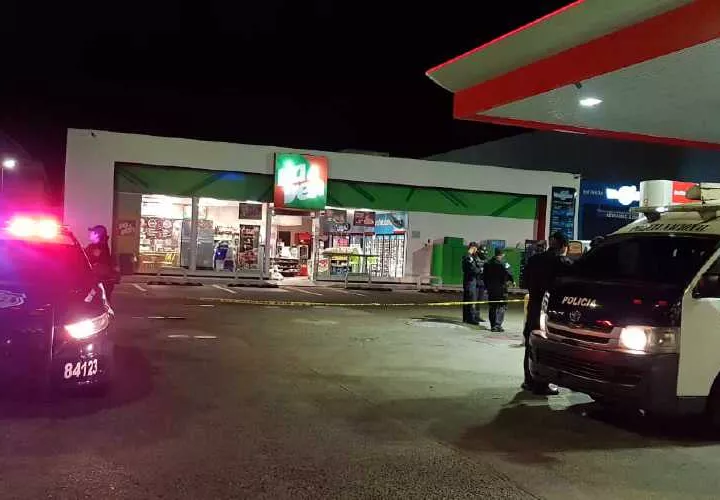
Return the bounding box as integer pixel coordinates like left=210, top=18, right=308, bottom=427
left=2, top=158, right=17, bottom=169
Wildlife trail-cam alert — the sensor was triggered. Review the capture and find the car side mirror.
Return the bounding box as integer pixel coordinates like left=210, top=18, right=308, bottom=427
left=695, top=273, right=720, bottom=298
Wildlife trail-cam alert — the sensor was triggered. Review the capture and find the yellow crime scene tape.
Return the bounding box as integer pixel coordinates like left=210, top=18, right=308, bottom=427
left=194, top=297, right=526, bottom=307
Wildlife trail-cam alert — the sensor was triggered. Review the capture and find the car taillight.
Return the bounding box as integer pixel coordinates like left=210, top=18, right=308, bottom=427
left=65, top=312, right=111, bottom=340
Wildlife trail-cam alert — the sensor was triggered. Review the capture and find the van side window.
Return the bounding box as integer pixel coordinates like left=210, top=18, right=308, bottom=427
left=695, top=254, right=720, bottom=299
left=706, top=255, right=720, bottom=275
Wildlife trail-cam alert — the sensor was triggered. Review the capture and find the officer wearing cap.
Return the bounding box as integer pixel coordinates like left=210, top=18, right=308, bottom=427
left=522, top=231, right=573, bottom=395
left=462, top=241, right=484, bottom=325
left=483, top=247, right=513, bottom=332
left=86, top=225, right=120, bottom=302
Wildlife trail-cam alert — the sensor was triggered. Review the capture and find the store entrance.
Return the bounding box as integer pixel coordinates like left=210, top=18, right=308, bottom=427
left=195, top=198, right=265, bottom=275
left=269, top=208, right=314, bottom=283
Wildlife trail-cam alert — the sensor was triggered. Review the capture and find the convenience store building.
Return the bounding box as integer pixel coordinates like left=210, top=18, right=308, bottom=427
left=63, top=129, right=579, bottom=281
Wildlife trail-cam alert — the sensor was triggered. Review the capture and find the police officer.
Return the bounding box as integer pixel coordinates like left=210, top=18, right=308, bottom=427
left=522, top=231, right=573, bottom=395
left=590, top=236, right=605, bottom=250
left=475, top=245, right=488, bottom=322
left=462, top=242, right=484, bottom=325
left=86, top=225, right=120, bottom=302
left=483, top=247, right=513, bottom=332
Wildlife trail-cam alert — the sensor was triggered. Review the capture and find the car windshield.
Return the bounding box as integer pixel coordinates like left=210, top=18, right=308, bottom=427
left=0, top=239, right=94, bottom=287
left=571, top=234, right=720, bottom=286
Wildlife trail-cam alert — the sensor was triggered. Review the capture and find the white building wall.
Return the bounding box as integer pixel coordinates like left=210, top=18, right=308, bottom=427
left=406, top=212, right=536, bottom=275
left=64, top=129, right=580, bottom=244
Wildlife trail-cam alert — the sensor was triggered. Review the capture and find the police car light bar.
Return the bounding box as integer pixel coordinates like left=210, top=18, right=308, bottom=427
left=686, top=183, right=720, bottom=203
left=6, top=216, right=61, bottom=240
left=633, top=203, right=720, bottom=223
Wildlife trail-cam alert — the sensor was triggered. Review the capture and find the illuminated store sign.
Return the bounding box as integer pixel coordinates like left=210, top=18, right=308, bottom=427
left=605, top=185, right=640, bottom=206
left=274, top=153, right=328, bottom=210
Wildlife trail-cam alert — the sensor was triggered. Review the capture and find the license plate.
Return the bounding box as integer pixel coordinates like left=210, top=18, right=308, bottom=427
left=63, top=359, right=99, bottom=380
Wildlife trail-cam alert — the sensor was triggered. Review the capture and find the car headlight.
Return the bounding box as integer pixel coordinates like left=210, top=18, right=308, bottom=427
left=65, top=312, right=111, bottom=340
left=619, top=326, right=678, bottom=353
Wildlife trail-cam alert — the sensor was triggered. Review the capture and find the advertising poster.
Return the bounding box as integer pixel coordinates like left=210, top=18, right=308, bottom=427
left=141, top=217, right=174, bottom=239
left=549, top=187, right=576, bottom=239
left=353, top=211, right=376, bottom=227
left=238, top=225, right=260, bottom=267
left=274, top=153, right=329, bottom=210
left=239, top=203, right=263, bottom=220
left=322, top=209, right=350, bottom=233
left=375, top=212, right=407, bottom=235
left=116, top=220, right=137, bottom=237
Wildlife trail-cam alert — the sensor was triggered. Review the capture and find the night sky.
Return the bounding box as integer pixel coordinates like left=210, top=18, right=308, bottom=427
left=1, top=1, right=575, bottom=203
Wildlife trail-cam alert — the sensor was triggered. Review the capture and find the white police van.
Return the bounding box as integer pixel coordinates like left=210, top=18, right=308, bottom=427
left=530, top=183, right=720, bottom=424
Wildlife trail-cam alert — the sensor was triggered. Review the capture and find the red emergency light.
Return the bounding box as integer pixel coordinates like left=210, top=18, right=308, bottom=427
left=5, top=216, right=61, bottom=240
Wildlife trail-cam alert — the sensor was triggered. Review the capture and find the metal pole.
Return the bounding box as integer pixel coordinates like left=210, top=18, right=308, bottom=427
left=311, top=214, right=320, bottom=282
left=189, top=197, right=199, bottom=272
left=264, top=203, right=272, bottom=278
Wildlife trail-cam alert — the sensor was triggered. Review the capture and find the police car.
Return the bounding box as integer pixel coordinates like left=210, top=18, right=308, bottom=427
left=530, top=183, right=720, bottom=424
left=0, top=215, right=114, bottom=393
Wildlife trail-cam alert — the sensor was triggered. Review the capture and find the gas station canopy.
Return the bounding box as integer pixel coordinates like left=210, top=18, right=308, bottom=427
left=427, top=0, right=720, bottom=149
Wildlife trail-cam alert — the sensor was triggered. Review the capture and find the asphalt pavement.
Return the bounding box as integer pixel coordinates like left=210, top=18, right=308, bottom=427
left=1, top=283, right=720, bottom=499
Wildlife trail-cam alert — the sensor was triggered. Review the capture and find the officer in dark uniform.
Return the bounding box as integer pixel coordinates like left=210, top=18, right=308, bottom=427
left=483, top=247, right=513, bottom=332
left=86, top=225, right=120, bottom=302
left=475, top=245, right=488, bottom=322
left=522, top=231, right=573, bottom=395
left=590, top=236, right=605, bottom=251
left=462, top=242, right=484, bottom=325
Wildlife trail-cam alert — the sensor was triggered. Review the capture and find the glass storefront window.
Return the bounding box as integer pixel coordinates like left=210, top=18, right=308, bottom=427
left=138, top=195, right=191, bottom=273
left=316, top=208, right=407, bottom=280
left=197, top=198, right=265, bottom=272
left=136, top=195, right=267, bottom=274
left=132, top=195, right=406, bottom=280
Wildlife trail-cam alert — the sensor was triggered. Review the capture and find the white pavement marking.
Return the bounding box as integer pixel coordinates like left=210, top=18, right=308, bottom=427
left=285, top=286, right=323, bottom=296
left=330, top=288, right=366, bottom=297
left=167, top=334, right=190, bottom=339
left=213, top=284, right=238, bottom=294
left=194, top=335, right=218, bottom=339
left=132, top=284, right=147, bottom=292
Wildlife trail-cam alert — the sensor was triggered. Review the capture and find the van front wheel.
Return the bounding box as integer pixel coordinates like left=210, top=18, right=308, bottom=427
left=706, top=379, right=720, bottom=429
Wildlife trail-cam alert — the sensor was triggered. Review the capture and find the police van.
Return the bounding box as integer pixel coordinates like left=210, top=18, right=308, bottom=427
left=530, top=183, right=720, bottom=424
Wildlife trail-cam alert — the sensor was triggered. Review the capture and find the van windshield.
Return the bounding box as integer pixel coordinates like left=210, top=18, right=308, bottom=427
left=571, top=234, right=720, bottom=286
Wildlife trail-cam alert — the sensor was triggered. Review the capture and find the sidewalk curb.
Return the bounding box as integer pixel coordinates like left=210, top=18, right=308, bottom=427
left=344, top=286, right=394, bottom=292
left=145, top=281, right=204, bottom=286
left=227, top=282, right=279, bottom=289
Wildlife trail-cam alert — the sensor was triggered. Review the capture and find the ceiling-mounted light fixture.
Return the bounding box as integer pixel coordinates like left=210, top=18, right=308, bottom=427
left=579, top=97, right=603, bottom=108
